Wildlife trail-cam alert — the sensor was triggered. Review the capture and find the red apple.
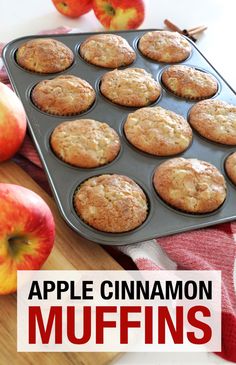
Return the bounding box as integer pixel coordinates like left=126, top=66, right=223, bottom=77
left=0, top=184, right=55, bottom=295
left=0, top=82, right=27, bottom=162
left=92, top=0, right=145, bottom=30
left=51, top=0, right=93, bottom=18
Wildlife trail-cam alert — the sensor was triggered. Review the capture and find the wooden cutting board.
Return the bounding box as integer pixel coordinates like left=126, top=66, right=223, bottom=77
left=0, top=161, right=122, bottom=365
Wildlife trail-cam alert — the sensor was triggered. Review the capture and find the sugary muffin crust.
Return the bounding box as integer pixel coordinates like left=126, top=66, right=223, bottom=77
left=31, top=75, right=96, bottom=115
left=51, top=119, right=120, bottom=168
left=80, top=33, right=136, bottom=68
left=139, top=30, right=191, bottom=63
left=74, top=174, right=148, bottom=232
left=225, top=152, right=236, bottom=185
left=16, top=38, right=74, bottom=74
left=124, top=106, right=192, bottom=156
left=189, top=99, right=236, bottom=145
left=161, top=65, right=218, bottom=100
left=153, top=158, right=226, bottom=213
left=100, top=68, right=161, bottom=107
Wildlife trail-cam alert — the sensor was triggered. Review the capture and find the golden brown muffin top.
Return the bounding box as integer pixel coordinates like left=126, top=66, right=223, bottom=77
left=80, top=33, right=136, bottom=68
left=124, top=106, right=192, bottom=156
left=74, top=174, right=148, bottom=232
left=189, top=99, right=236, bottom=145
left=153, top=158, right=226, bottom=213
left=100, top=68, right=161, bottom=107
left=50, top=119, right=120, bottom=168
left=225, top=152, right=236, bottom=185
left=162, top=65, right=218, bottom=100
left=31, top=75, right=95, bottom=115
left=16, top=38, right=74, bottom=73
left=139, top=30, right=191, bottom=63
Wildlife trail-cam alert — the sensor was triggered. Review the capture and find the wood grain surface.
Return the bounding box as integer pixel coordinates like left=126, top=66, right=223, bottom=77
left=0, top=161, right=122, bottom=365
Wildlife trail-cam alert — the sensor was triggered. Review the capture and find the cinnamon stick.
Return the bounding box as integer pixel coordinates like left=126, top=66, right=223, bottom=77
left=164, top=19, right=183, bottom=34
left=188, top=26, right=207, bottom=36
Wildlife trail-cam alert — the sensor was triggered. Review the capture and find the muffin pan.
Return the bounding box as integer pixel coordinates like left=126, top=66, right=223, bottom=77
left=3, top=29, right=236, bottom=245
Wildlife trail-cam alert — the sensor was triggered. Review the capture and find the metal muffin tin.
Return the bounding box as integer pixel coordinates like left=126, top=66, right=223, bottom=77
left=3, top=29, right=236, bottom=245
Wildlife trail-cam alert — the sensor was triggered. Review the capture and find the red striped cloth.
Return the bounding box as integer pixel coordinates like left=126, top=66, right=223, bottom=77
left=1, top=28, right=236, bottom=363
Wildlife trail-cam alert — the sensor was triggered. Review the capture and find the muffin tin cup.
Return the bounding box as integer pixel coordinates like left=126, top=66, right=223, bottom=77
left=159, top=64, right=221, bottom=101
left=3, top=29, right=236, bottom=245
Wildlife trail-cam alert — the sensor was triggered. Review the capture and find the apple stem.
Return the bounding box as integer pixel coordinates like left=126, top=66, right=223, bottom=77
left=104, top=4, right=116, bottom=16
left=8, top=236, right=29, bottom=257
left=59, top=2, right=68, bottom=10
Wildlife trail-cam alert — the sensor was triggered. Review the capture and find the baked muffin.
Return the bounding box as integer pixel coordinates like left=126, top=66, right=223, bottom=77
left=51, top=119, right=120, bottom=168
left=80, top=34, right=136, bottom=68
left=16, top=38, right=74, bottom=73
left=31, top=75, right=95, bottom=116
left=139, top=30, right=191, bottom=63
left=153, top=158, right=226, bottom=213
left=189, top=99, right=236, bottom=145
left=74, top=174, right=148, bottom=232
left=124, top=106, right=192, bottom=156
left=100, top=68, right=161, bottom=107
left=225, top=152, right=236, bottom=185
left=161, top=65, right=218, bottom=100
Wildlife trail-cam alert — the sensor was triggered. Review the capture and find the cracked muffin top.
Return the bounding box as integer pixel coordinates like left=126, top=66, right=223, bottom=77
left=100, top=68, right=161, bottom=107
left=80, top=33, right=136, bottom=68
left=124, top=106, right=192, bottom=156
left=153, top=158, right=226, bottom=213
left=74, top=174, right=148, bottom=232
left=16, top=38, right=74, bottom=73
left=139, top=30, right=191, bottom=63
left=161, top=65, right=218, bottom=100
left=31, top=75, right=95, bottom=116
left=189, top=99, right=236, bottom=145
left=50, top=119, right=120, bottom=168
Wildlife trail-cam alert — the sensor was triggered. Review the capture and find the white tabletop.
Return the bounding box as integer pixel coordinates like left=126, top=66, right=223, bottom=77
left=1, top=0, right=235, bottom=364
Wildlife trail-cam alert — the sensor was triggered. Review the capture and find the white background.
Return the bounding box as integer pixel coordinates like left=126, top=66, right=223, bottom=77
left=1, top=0, right=236, bottom=363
